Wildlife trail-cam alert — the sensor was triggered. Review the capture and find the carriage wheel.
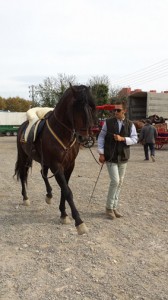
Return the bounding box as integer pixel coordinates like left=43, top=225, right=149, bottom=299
left=6, top=132, right=11, bottom=136
left=155, top=143, right=163, bottom=150
left=83, top=136, right=95, bottom=148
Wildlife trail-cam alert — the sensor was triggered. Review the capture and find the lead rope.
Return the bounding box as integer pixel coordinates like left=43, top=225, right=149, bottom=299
left=88, top=146, right=100, bottom=165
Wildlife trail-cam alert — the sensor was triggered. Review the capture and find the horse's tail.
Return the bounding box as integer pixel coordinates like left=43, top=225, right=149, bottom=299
left=13, top=123, right=32, bottom=185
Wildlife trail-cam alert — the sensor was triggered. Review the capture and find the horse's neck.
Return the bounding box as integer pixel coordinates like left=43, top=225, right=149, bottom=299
left=49, top=111, right=74, bottom=141
left=53, top=107, right=73, bottom=131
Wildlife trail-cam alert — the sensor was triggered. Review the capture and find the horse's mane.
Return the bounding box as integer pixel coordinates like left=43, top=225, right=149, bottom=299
left=57, top=85, right=95, bottom=108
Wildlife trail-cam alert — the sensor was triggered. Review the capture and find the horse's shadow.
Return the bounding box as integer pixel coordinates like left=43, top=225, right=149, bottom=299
left=0, top=204, right=61, bottom=226
left=80, top=209, right=107, bottom=220
left=0, top=202, right=107, bottom=227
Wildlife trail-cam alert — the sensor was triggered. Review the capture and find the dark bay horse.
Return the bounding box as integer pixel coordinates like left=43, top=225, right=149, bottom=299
left=133, top=115, right=165, bottom=133
left=14, top=84, right=96, bottom=234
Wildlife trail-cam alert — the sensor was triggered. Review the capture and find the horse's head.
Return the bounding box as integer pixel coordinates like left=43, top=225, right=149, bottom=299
left=70, top=84, right=96, bottom=142
left=133, top=120, right=145, bottom=132
left=54, top=84, right=96, bottom=143
left=69, top=84, right=96, bottom=138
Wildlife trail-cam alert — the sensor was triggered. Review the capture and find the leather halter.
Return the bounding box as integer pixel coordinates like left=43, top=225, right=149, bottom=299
left=46, top=119, right=76, bottom=151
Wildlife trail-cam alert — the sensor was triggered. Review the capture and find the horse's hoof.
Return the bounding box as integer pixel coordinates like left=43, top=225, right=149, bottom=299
left=45, top=196, right=52, bottom=204
left=23, top=199, right=30, bottom=206
left=60, top=216, right=71, bottom=224
left=76, top=223, right=88, bottom=235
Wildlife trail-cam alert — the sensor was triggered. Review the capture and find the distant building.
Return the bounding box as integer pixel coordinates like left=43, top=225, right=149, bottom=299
left=119, top=88, right=168, bottom=120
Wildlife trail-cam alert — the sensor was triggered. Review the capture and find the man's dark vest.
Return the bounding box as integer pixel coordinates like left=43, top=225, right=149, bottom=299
left=104, top=118, right=132, bottom=163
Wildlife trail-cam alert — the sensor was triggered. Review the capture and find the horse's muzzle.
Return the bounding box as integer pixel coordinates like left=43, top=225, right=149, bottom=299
left=76, top=135, right=87, bottom=144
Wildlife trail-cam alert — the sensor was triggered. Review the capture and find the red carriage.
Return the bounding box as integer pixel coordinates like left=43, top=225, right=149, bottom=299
left=154, top=123, right=168, bottom=149
left=83, top=104, right=116, bottom=148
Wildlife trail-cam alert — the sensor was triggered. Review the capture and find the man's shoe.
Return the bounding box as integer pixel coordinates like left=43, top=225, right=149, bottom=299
left=151, top=155, right=155, bottom=162
left=113, top=209, right=123, bottom=218
left=106, top=209, right=115, bottom=219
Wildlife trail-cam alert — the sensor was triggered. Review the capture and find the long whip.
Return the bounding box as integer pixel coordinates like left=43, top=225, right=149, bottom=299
left=88, top=163, right=104, bottom=206
left=87, top=138, right=117, bottom=206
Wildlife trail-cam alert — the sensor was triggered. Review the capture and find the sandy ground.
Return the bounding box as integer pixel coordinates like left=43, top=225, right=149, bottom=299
left=0, top=136, right=168, bottom=300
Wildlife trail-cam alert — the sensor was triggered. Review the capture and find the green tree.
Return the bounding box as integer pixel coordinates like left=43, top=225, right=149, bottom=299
left=88, top=76, right=109, bottom=106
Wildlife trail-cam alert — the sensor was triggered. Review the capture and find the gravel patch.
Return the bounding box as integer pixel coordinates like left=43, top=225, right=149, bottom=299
left=0, top=137, right=168, bottom=300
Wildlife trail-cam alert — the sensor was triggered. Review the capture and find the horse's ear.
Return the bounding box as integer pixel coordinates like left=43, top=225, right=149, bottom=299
left=69, top=82, right=77, bottom=96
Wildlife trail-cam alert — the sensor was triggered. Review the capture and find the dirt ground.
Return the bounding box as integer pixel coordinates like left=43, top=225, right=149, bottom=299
left=0, top=136, right=168, bottom=300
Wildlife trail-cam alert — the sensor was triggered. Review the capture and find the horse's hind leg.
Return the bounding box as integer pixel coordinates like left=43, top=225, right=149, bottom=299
left=21, top=175, right=30, bottom=206
left=59, top=190, right=71, bottom=224
left=41, top=166, right=53, bottom=204
left=14, top=147, right=31, bottom=206
left=19, top=159, right=31, bottom=206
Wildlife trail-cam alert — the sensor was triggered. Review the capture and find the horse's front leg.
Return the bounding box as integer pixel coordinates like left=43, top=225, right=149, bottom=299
left=55, top=171, right=88, bottom=235
left=41, top=166, right=53, bottom=204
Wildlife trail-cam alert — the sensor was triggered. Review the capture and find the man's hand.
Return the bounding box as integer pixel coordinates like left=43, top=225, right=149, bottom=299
left=114, top=134, right=125, bottom=142
left=99, top=154, right=105, bottom=164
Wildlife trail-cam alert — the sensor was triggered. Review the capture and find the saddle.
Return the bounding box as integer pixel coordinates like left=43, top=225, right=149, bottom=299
left=28, top=119, right=46, bottom=143
left=20, top=119, right=46, bottom=144
left=22, top=110, right=53, bottom=144
left=24, top=107, right=54, bottom=142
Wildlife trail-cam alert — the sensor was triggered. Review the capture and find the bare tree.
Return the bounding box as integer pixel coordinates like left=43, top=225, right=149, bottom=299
left=32, top=74, right=77, bottom=107
left=88, top=75, right=110, bottom=87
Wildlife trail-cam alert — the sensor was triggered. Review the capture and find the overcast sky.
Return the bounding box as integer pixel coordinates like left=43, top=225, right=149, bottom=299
left=0, top=0, right=168, bottom=99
